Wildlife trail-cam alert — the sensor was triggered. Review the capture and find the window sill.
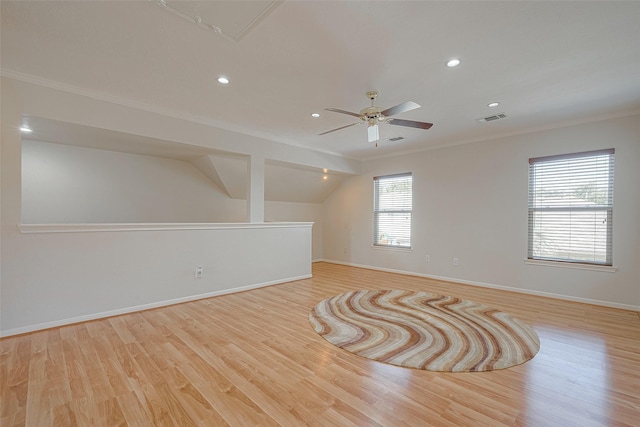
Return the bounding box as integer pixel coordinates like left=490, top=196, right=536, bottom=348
left=524, top=259, right=617, bottom=273
left=371, top=245, right=413, bottom=253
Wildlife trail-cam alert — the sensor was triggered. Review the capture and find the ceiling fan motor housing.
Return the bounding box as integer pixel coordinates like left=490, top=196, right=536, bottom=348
left=362, top=91, right=383, bottom=124
left=361, top=106, right=384, bottom=125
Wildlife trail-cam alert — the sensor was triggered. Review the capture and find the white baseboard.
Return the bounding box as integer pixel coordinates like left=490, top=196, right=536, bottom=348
left=318, top=259, right=640, bottom=312
left=0, top=274, right=312, bottom=338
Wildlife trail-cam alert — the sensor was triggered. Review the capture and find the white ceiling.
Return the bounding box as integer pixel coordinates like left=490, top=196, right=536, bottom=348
left=2, top=1, right=640, bottom=160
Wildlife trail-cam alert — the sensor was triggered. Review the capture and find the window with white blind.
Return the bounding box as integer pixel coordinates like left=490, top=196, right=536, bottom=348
left=374, top=173, right=412, bottom=248
left=528, top=149, right=614, bottom=266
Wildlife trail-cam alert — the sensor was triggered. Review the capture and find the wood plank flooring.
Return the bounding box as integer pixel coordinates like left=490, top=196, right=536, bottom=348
left=2, top=262, right=639, bottom=426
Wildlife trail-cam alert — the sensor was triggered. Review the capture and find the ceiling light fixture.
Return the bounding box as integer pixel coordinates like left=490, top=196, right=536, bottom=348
left=20, top=126, right=32, bottom=133
left=368, top=123, right=379, bottom=143
left=323, top=168, right=328, bottom=173
left=487, top=102, right=500, bottom=108
left=217, top=76, right=230, bottom=84
left=311, top=113, right=320, bottom=118
left=446, top=58, right=461, bottom=68
left=323, top=175, right=328, bottom=181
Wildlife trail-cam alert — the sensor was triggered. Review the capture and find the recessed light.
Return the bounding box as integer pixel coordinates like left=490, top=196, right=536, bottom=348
left=323, top=175, right=328, bottom=181
left=487, top=102, right=500, bottom=108
left=446, top=58, right=461, bottom=68
left=323, top=168, right=328, bottom=173
left=217, top=76, right=230, bottom=84
left=311, top=113, right=320, bottom=118
left=20, top=126, right=32, bottom=133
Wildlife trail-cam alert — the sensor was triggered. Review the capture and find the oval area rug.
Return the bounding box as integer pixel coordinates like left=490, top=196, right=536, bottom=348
left=309, top=289, right=540, bottom=372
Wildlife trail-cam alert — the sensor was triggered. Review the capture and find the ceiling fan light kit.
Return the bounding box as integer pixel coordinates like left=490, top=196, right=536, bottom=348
left=320, top=91, right=433, bottom=144
left=368, top=124, right=379, bottom=143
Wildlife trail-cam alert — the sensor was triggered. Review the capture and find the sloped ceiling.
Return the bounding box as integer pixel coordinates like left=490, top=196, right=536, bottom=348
left=20, top=116, right=213, bottom=161
left=23, top=117, right=343, bottom=204
left=2, top=1, right=639, bottom=160
left=190, top=155, right=230, bottom=198
left=265, top=160, right=345, bottom=203
left=193, top=155, right=345, bottom=203
left=205, top=155, right=247, bottom=199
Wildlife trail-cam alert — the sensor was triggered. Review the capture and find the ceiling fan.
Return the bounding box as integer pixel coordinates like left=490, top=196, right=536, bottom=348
left=319, top=91, right=433, bottom=144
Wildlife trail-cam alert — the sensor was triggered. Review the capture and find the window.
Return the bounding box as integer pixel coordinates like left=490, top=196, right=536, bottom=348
left=374, top=173, right=412, bottom=248
left=528, top=149, right=614, bottom=265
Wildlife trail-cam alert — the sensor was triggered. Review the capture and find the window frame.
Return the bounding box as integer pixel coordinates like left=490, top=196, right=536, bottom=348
left=373, top=172, right=413, bottom=249
left=527, top=148, right=614, bottom=267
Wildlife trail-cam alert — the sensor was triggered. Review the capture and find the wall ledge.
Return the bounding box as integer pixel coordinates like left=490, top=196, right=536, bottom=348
left=18, top=222, right=314, bottom=234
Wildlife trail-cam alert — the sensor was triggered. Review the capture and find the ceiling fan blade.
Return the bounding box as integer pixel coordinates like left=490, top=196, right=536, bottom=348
left=387, top=118, right=433, bottom=130
left=325, top=108, right=362, bottom=118
left=318, top=122, right=361, bottom=136
left=381, top=101, right=420, bottom=117
left=367, top=124, right=379, bottom=143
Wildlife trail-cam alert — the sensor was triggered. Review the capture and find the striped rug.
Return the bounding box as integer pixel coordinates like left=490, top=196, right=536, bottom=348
left=309, top=289, right=540, bottom=372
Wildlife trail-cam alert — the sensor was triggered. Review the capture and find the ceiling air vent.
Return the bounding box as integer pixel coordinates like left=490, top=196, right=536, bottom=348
left=389, top=136, right=405, bottom=142
left=477, top=113, right=508, bottom=123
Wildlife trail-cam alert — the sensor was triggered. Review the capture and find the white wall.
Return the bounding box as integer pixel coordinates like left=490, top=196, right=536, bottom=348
left=22, top=140, right=246, bottom=223
left=323, top=114, right=640, bottom=309
left=21, top=140, right=326, bottom=259
left=3, top=223, right=312, bottom=336
left=265, top=201, right=324, bottom=261
left=0, top=77, right=321, bottom=335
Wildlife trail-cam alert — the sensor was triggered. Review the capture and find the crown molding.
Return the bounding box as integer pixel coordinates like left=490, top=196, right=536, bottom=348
left=362, top=108, right=640, bottom=162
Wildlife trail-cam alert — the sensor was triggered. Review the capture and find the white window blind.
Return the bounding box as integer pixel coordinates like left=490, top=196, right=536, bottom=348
left=374, top=173, right=412, bottom=248
left=528, top=149, right=614, bottom=265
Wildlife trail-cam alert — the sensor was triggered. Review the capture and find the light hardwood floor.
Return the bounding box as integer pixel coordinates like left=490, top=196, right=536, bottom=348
left=2, top=262, right=639, bottom=426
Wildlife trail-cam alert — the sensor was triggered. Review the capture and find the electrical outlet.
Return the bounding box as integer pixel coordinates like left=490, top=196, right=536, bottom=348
left=453, top=257, right=459, bottom=266
left=425, top=255, right=431, bottom=263
left=195, top=266, right=204, bottom=278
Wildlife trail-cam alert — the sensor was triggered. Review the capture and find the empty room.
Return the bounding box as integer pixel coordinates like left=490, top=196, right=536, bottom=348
left=1, top=1, right=639, bottom=426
